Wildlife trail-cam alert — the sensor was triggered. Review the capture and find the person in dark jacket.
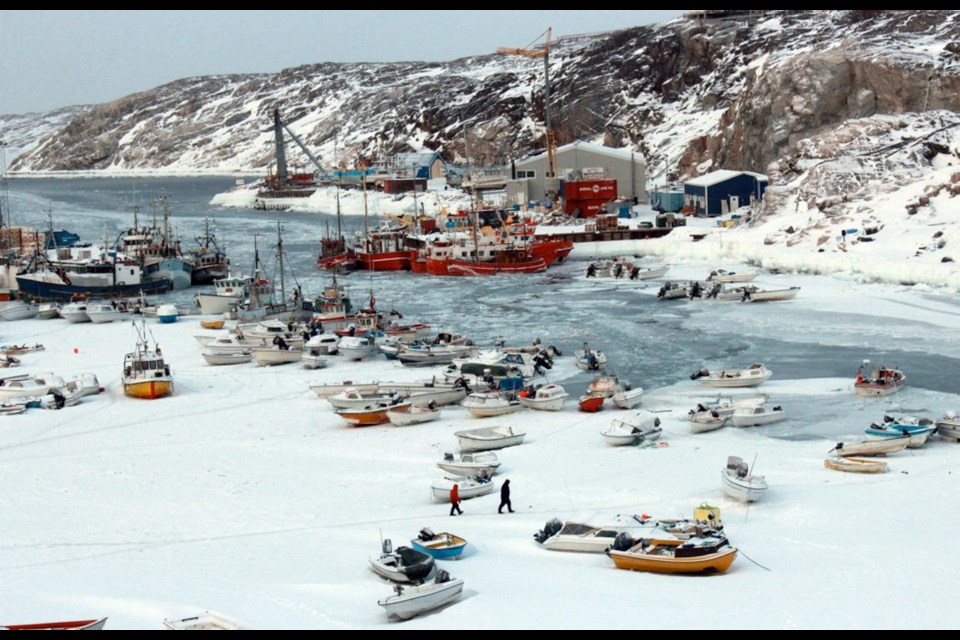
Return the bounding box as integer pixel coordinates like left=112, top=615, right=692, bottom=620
left=450, top=483, right=463, bottom=516
left=498, top=479, right=514, bottom=514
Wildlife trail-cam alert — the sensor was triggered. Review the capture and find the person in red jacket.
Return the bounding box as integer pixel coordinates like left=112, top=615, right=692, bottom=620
left=450, top=483, right=463, bottom=516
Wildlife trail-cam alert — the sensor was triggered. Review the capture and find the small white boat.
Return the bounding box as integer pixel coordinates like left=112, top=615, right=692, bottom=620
left=202, top=351, right=252, bottom=366
left=0, top=375, right=64, bottom=401
left=310, top=381, right=380, bottom=398
left=707, top=269, right=758, bottom=283
left=730, top=404, right=786, bottom=428
left=700, top=394, right=767, bottom=418
left=0, top=300, right=39, bottom=321
left=162, top=612, right=244, bottom=630
left=462, top=392, right=520, bottom=418
left=587, top=374, right=623, bottom=398
left=743, top=286, right=800, bottom=302
left=936, top=412, right=960, bottom=441
left=688, top=409, right=727, bottom=434
left=304, top=332, right=340, bottom=355
left=832, top=438, right=909, bottom=457
left=455, top=425, right=526, bottom=452
left=86, top=302, right=128, bottom=324
left=59, top=302, right=91, bottom=323
left=63, top=373, right=102, bottom=399
left=721, top=456, right=768, bottom=503
left=388, top=404, right=442, bottom=426
left=251, top=346, right=303, bottom=367
left=535, top=519, right=656, bottom=553
left=369, top=539, right=436, bottom=584
left=575, top=343, right=607, bottom=371
left=338, top=335, right=379, bottom=361
left=328, top=388, right=404, bottom=411
left=855, top=363, right=906, bottom=397
left=37, top=302, right=61, bottom=319
left=656, top=282, right=691, bottom=300
left=611, top=386, right=644, bottom=409
left=693, top=363, right=772, bottom=388
left=378, top=569, right=463, bottom=621
left=301, top=351, right=328, bottom=369
left=436, top=451, right=501, bottom=478
left=430, top=476, right=495, bottom=502
left=517, top=384, right=568, bottom=411
left=601, top=412, right=662, bottom=446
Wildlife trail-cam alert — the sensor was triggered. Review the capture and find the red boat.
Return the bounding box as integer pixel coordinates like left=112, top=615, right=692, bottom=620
left=354, top=226, right=413, bottom=271
left=578, top=393, right=605, bottom=413
left=446, top=254, right=547, bottom=276
left=530, top=239, right=574, bottom=267
left=1, top=617, right=108, bottom=630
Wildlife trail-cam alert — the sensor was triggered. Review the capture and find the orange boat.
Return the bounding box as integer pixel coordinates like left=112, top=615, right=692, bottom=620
left=607, top=537, right=737, bottom=575
left=578, top=393, right=605, bottom=413
left=336, top=402, right=412, bottom=426
left=200, top=319, right=225, bottom=330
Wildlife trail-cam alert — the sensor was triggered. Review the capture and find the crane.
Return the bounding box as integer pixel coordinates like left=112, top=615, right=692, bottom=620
left=497, top=27, right=557, bottom=183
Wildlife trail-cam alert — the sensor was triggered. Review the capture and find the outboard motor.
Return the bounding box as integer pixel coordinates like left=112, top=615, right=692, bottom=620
left=534, top=518, right=563, bottom=544
left=419, top=528, right=436, bottom=542
left=610, top=531, right=635, bottom=552
left=690, top=368, right=709, bottom=380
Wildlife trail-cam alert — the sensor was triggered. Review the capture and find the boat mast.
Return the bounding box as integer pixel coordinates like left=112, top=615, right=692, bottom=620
left=362, top=166, right=370, bottom=253
left=276, top=220, right=286, bottom=304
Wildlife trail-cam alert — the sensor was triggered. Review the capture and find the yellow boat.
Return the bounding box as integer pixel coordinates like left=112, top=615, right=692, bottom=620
left=200, top=319, right=225, bottom=330
left=607, top=537, right=737, bottom=575
left=122, top=321, right=174, bottom=400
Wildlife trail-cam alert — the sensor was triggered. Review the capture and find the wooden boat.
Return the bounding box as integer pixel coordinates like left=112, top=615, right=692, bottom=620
left=935, top=412, right=960, bottom=441
left=607, top=536, right=738, bottom=574
left=430, top=476, right=495, bottom=502
left=202, top=351, right=252, bottom=366
left=824, top=456, right=888, bottom=474
left=369, top=539, right=436, bottom=583
left=336, top=402, right=411, bottom=426
left=378, top=570, right=464, bottom=621
left=721, top=456, right=768, bottom=503
left=1, top=617, right=108, bottom=630
left=602, top=413, right=662, bottom=446
left=162, top=612, right=243, bottom=630
left=855, top=364, right=906, bottom=397
left=575, top=343, right=607, bottom=371
left=832, top=438, right=909, bottom=457
left=462, top=392, right=520, bottom=418
left=200, top=319, right=226, bottom=330
left=730, top=404, right=786, bottom=428
left=436, top=451, right=501, bottom=478
left=410, top=528, right=468, bottom=560
left=612, top=386, right=644, bottom=409
left=693, top=363, right=772, bottom=388
left=706, top=269, right=758, bottom=283
left=455, top=425, right=525, bottom=452
left=388, top=404, right=441, bottom=426
left=0, top=343, right=45, bottom=356
left=517, top=384, right=568, bottom=411
left=579, top=393, right=605, bottom=413
left=123, top=324, right=174, bottom=399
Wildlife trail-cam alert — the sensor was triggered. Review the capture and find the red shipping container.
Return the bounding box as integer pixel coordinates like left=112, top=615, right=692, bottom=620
left=562, top=179, right=617, bottom=201
left=564, top=198, right=608, bottom=218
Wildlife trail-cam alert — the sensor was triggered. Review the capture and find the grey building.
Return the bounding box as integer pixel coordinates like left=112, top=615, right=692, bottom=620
left=506, top=141, right=646, bottom=205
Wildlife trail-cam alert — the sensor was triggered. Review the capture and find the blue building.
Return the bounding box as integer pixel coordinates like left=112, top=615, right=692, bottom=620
left=683, top=170, right=768, bottom=216
left=391, top=152, right=448, bottom=180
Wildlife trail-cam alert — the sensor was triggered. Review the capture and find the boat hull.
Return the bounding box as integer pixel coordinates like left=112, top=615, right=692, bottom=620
left=608, top=546, right=738, bottom=574
left=455, top=428, right=526, bottom=452
left=411, top=535, right=467, bottom=560
left=378, top=578, right=464, bottom=620
left=16, top=273, right=170, bottom=302
left=824, top=457, right=888, bottom=474
left=123, top=379, right=174, bottom=400
left=446, top=257, right=546, bottom=276
left=721, top=471, right=767, bottom=502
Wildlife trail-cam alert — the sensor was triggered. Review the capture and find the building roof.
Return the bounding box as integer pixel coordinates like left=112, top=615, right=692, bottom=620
left=685, top=169, right=769, bottom=188
left=515, top=140, right=646, bottom=166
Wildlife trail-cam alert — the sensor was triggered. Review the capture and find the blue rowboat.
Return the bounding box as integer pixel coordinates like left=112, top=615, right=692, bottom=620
left=865, top=416, right=934, bottom=448
left=411, top=528, right=468, bottom=560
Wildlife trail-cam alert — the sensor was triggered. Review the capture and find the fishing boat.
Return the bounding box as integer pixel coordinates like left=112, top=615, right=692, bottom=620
left=194, top=272, right=255, bottom=315
left=454, top=425, right=526, bottom=452
left=721, top=456, right=768, bottom=503
left=854, top=362, right=906, bottom=397
left=410, top=528, right=468, bottom=560
left=122, top=321, right=173, bottom=400
left=369, top=539, right=436, bottom=584
left=575, top=343, right=607, bottom=371
left=864, top=416, right=934, bottom=448
left=202, top=351, right=252, bottom=366
left=692, top=363, right=772, bottom=388
left=37, top=301, right=61, bottom=319
left=707, top=269, right=758, bottom=283
left=688, top=409, right=727, bottom=434
left=607, top=535, right=738, bottom=575
left=336, top=402, right=411, bottom=426
left=1, top=618, right=108, bottom=630
left=824, top=456, right=888, bottom=474
left=611, top=386, right=644, bottom=409
left=578, top=393, right=605, bottom=413
left=517, top=384, right=568, bottom=411
left=0, top=300, right=40, bottom=321
left=378, top=569, right=464, bottom=621
left=462, top=392, right=520, bottom=418
left=935, top=412, right=960, bottom=441
left=388, top=403, right=441, bottom=426
left=430, top=476, right=495, bottom=502
left=162, top=612, right=243, bottom=630
left=114, top=197, right=194, bottom=291
left=601, top=412, right=662, bottom=446
left=742, top=286, right=801, bottom=302
left=730, top=404, right=786, bottom=428
left=436, top=451, right=501, bottom=478
left=60, top=301, right=91, bottom=323
left=86, top=301, right=129, bottom=324
left=189, top=218, right=231, bottom=285
left=251, top=345, right=303, bottom=367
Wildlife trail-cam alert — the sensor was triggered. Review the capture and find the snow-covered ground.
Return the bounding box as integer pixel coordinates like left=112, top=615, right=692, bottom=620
left=1, top=266, right=959, bottom=629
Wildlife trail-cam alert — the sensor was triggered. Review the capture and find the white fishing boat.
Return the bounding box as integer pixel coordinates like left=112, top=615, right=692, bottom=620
left=327, top=388, right=404, bottom=411
left=37, top=302, right=61, bottom=319
left=855, top=362, right=906, bottom=397
left=0, top=300, right=40, bottom=321
left=59, top=301, right=91, bottom=323
left=338, top=335, right=379, bottom=361
left=162, top=612, right=244, bottom=630
left=378, top=570, right=464, bottom=621
left=730, top=404, right=786, bottom=428
left=707, top=269, right=759, bottom=283
left=611, top=386, right=644, bottom=409
left=601, top=412, right=662, bottom=446
left=303, top=332, right=340, bottom=355
left=310, top=381, right=381, bottom=398
left=0, top=375, right=65, bottom=401
left=517, top=384, right=568, bottom=411
left=462, top=392, right=520, bottom=418
left=700, top=394, right=767, bottom=418
left=455, top=425, right=526, bottom=452
left=693, top=363, right=772, bottom=388
left=202, top=351, right=252, bottom=366
left=575, top=343, right=607, bottom=371
left=86, top=301, right=128, bottom=324
left=388, top=404, right=441, bottom=426
left=687, top=409, right=727, bottom=434
left=935, top=412, right=960, bottom=441
left=194, top=273, right=252, bottom=315
left=430, top=476, right=496, bottom=502
left=63, top=373, right=102, bottom=399
left=436, top=451, right=501, bottom=478
left=743, top=286, right=800, bottom=302
left=721, top=456, right=768, bottom=503
left=369, top=539, right=436, bottom=584
left=250, top=345, right=302, bottom=367
left=587, top=374, right=623, bottom=398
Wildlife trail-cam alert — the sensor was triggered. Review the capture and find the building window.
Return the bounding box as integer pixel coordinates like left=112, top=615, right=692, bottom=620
left=516, top=170, right=537, bottom=179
